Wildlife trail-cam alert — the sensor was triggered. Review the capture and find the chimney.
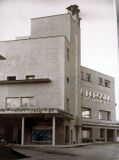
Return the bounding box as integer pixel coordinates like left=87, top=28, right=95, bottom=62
left=66, top=4, right=80, bottom=21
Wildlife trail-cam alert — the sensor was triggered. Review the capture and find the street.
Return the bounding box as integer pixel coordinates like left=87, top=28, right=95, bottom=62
left=12, top=143, right=119, bottom=160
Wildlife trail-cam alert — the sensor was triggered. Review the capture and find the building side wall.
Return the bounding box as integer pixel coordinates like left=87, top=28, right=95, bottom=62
left=81, top=66, right=116, bottom=123
left=0, top=37, right=65, bottom=110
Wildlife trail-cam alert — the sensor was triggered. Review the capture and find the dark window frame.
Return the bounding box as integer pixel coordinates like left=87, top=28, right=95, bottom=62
left=98, top=77, right=103, bottom=85
left=26, top=75, right=35, bottom=80
left=7, top=76, right=16, bottom=81
left=104, top=80, right=110, bottom=88
left=66, top=48, right=70, bottom=61
left=86, top=73, right=91, bottom=82
left=99, top=110, right=111, bottom=121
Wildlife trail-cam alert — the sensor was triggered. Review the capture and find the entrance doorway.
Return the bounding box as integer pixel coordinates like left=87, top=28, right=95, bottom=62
left=5, top=125, right=13, bottom=143
left=65, top=125, right=70, bottom=144
left=82, top=127, right=92, bottom=143
left=107, top=129, right=114, bottom=142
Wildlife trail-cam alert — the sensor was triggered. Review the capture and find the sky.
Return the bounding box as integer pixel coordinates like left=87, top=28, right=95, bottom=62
left=0, top=0, right=119, bottom=119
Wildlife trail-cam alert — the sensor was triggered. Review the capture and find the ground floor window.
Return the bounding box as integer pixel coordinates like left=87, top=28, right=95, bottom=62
left=107, top=129, right=114, bottom=142
left=100, top=129, right=105, bottom=138
left=82, top=128, right=92, bottom=143
left=32, top=128, right=52, bottom=143
left=82, top=128, right=92, bottom=138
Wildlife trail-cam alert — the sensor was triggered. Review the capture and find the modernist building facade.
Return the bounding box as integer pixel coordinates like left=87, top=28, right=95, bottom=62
left=81, top=66, right=119, bottom=143
left=0, top=5, right=118, bottom=145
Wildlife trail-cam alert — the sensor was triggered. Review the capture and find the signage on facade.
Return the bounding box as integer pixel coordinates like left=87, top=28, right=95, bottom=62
left=81, top=90, right=110, bottom=103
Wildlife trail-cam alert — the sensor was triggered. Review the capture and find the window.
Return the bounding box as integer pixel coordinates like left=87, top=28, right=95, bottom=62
left=82, top=128, right=92, bottom=138
left=26, top=75, right=35, bottom=80
left=0, top=55, right=6, bottom=60
left=6, top=97, right=34, bottom=108
left=65, top=125, right=70, bottom=143
left=104, top=80, right=110, bottom=88
left=107, top=112, right=111, bottom=120
left=99, top=110, right=111, bottom=120
left=81, top=71, right=84, bottom=80
left=100, top=129, right=105, bottom=138
left=67, top=77, right=69, bottom=83
left=32, top=129, right=52, bottom=142
left=6, top=97, right=19, bottom=108
left=86, top=73, right=91, bottom=82
left=66, top=98, right=69, bottom=111
left=82, top=108, right=91, bottom=118
left=21, top=97, right=34, bottom=107
left=67, top=48, right=69, bottom=61
left=98, top=78, right=110, bottom=88
left=7, top=76, right=16, bottom=81
left=98, top=77, right=103, bottom=85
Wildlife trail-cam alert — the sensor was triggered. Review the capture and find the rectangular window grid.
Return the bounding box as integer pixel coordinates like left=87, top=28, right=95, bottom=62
left=82, top=108, right=91, bottom=118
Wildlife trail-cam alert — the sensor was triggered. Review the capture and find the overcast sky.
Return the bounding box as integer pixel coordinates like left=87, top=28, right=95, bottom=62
left=0, top=0, right=119, bottom=119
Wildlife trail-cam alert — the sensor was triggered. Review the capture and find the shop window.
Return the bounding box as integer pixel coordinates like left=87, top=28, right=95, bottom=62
left=99, top=110, right=111, bottom=120
left=98, top=77, right=103, bottom=85
left=82, top=108, right=91, bottom=118
left=82, top=128, right=92, bottom=138
left=100, top=129, right=105, bottom=138
left=26, top=75, right=35, bottom=80
left=32, top=128, right=52, bottom=142
left=86, top=73, right=91, bottom=82
left=21, top=97, right=34, bottom=107
left=6, top=97, right=19, bottom=108
left=7, top=76, right=16, bottom=81
left=104, top=80, right=110, bottom=88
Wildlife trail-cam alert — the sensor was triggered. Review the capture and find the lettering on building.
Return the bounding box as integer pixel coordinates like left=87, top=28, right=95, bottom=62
left=81, top=89, right=110, bottom=104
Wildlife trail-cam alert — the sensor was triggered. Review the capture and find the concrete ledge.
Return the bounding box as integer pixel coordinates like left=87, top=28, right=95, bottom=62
left=0, top=78, right=51, bottom=84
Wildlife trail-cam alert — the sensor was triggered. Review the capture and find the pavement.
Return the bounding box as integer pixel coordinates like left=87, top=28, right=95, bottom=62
left=13, top=146, right=79, bottom=160
left=7, top=143, right=119, bottom=160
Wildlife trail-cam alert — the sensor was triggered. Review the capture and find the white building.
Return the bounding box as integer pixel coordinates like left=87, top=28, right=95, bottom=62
left=0, top=5, right=118, bottom=145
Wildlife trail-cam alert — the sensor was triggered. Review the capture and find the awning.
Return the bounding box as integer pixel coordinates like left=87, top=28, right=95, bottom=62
left=0, top=108, right=73, bottom=119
